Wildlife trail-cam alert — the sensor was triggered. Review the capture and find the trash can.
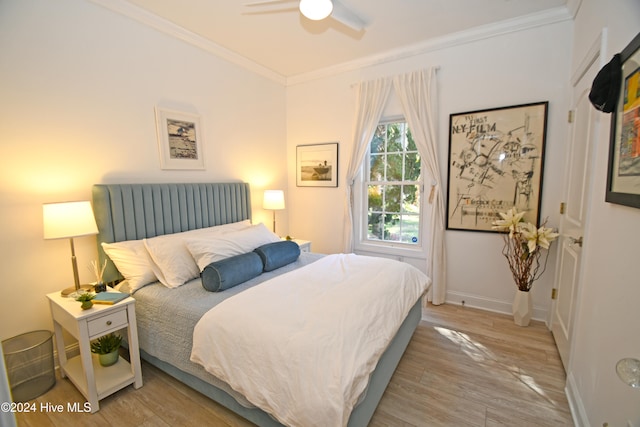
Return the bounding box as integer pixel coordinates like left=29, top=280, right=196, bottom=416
left=2, top=330, right=56, bottom=402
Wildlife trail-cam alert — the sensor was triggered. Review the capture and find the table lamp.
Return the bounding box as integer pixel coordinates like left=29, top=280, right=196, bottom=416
left=263, top=190, right=285, bottom=234
left=43, top=201, right=99, bottom=297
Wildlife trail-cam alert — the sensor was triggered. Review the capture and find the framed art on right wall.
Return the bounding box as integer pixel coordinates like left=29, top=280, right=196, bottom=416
left=606, top=31, right=640, bottom=209
left=446, top=101, right=549, bottom=232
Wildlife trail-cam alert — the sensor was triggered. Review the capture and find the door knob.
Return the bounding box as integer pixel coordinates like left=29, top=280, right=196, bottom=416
left=569, top=236, right=583, bottom=247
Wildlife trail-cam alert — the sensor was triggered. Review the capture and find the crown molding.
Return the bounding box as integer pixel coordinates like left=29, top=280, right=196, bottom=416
left=565, top=0, right=582, bottom=19
left=286, top=6, right=574, bottom=86
left=89, top=0, right=287, bottom=85
left=89, top=1, right=573, bottom=88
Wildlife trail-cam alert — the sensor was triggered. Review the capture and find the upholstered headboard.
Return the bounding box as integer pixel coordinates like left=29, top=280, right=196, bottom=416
left=92, top=182, right=252, bottom=283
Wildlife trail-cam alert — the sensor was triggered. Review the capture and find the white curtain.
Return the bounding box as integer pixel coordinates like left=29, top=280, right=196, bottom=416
left=343, top=67, right=446, bottom=305
left=393, top=68, right=446, bottom=305
left=342, top=77, right=392, bottom=253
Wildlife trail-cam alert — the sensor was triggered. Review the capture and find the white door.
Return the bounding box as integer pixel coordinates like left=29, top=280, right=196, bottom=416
left=550, top=43, right=603, bottom=370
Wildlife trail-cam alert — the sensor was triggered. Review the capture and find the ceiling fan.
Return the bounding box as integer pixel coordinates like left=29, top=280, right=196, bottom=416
left=244, top=0, right=368, bottom=32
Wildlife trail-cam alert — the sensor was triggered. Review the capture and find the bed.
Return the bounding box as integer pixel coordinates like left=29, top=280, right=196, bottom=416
left=92, top=182, right=430, bottom=427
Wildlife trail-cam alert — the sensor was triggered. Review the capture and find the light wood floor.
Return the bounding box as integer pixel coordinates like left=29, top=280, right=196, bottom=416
left=14, top=303, right=574, bottom=426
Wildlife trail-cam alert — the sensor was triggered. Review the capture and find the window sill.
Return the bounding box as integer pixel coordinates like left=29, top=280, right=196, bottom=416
left=354, top=241, right=426, bottom=260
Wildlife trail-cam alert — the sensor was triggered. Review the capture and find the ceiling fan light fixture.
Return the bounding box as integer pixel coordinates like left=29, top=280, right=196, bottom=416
left=299, top=0, right=333, bottom=20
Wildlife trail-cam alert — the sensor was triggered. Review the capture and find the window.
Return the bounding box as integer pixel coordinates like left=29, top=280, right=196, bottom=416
left=364, top=120, right=422, bottom=246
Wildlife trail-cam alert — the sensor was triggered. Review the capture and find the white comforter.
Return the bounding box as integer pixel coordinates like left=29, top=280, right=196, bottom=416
left=190, top=253, right=430, bottom=427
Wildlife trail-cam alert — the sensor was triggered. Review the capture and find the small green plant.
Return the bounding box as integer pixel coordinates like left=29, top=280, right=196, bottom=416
left=75, top=291, right=95, bottom=302
left=91, top=333, right=123, bottom=355
left=75, top=291, right=96, bottom=310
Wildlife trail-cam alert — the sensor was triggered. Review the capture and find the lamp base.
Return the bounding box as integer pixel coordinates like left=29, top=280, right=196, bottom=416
left=60, top=284, right=95, bottom=298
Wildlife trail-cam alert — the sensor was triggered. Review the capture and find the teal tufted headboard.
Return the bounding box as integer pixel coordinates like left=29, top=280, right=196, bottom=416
left=92, top=182, right=252, bottom=284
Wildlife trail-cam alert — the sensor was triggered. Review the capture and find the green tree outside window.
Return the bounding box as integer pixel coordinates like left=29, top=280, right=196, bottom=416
left=366, top=121, right=422, bottom=244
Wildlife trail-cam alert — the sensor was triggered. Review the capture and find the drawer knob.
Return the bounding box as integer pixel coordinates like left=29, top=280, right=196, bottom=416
left=106, top=320, right=112, bottom=326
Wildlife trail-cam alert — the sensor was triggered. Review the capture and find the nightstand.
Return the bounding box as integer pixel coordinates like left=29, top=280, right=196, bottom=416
left=46, top=292, right=143, bottom=413
left=292, top=239, right=311, bottom=253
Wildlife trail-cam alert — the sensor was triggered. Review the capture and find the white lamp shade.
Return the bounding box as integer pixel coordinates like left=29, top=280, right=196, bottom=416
left=263, top=190, right=285, bottom=210
left=299, top=0, right=333, bottom=20
left=43, top=201, right=99, bottom=239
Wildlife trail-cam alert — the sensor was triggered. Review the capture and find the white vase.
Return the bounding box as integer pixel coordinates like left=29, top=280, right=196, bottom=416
left=512, top=290, right=533, bottom=326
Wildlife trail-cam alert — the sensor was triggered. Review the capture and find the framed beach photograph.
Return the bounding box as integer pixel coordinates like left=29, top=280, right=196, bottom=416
left=606, top=32, right=640, bottom=209
left=155, top=107, right=205, bottom=170
left=296, top=143, right=339, bottom=187
left=446, top=101, right=549, bottom=232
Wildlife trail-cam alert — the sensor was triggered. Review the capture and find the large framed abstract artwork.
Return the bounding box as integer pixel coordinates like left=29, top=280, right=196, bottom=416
left=606, top=32, right=640, bottom=209
left=155, top=107, right=205, bottom=170
left=446, top=102, right=549, bottom=232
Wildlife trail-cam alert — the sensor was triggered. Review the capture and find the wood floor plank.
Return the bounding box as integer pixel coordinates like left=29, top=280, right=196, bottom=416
left=14, top=303, right=574, bottom=426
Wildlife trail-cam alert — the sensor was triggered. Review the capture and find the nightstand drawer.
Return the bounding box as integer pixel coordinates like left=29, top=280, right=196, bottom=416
left=87, top=309, right=127, bottom=337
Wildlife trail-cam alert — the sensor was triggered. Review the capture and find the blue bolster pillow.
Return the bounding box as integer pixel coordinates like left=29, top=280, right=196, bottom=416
left=201, top=252, right=263, bottom=292
left=254, top=240, right=301, bottom=272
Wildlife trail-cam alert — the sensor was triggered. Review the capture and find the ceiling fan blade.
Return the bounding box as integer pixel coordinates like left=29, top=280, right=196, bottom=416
left=244, top=0, right=297, bottom=6
left=331, top=0, right=367, bottom=31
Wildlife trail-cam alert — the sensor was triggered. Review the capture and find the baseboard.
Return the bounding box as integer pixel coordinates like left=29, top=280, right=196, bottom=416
left=444, top=290, right=548, bottom=323
left=565, top=372, right=589, bottom=427
left=54, top=340, right=130, bottom=370
left=52, top=343, right=80, bottom=372
left=64, top=343, right=80, bottom=360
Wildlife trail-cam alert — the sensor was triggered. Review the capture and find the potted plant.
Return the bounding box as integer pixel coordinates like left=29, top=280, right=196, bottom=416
left=75, top=291, right=96, bottom=310
left=492, top=208, right=558, bottom=326
left=91, top=333, right=123, bottom=367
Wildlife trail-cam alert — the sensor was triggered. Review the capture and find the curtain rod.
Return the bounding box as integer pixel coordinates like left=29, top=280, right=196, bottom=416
left=350, top=66, right=440, bottom=88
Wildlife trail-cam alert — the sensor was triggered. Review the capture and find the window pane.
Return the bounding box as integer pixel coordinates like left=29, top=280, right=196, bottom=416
left=404, top=153, right=421, bottom=181
left=402, top=185, right=420, bottom=213
left=383, top=214, right=400, bottom=241
left=387, top=124, right=403, bottom=152
left=371, top=125, right=386, bottom=154
left=386, top=154, right=403, bottom=181
left=384, top=185, right=401, bottom=212
left=367, top=212, right=384, bottom=240
left=407, top=128, right=417, bottom=151
left=367, top=185, right=383, bottom=211
left=399, top=214, right=420, bottom=244
left=370, top=154, right=385, bottom=181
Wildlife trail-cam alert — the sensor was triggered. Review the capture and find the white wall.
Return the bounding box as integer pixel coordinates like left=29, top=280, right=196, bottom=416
left=566, top=0, right=640, bottom=425
left=2, top=0, right=637, bottom=423
left=0, top=0, right=287, bottom=341
left=286, top=20, right=573, bottom=319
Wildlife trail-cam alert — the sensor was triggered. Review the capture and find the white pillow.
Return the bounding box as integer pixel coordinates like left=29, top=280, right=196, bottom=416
left=186, top=223, right=281, bottom=271
left=143, top=220, right=251, bottom=288
left=101, top=240, right=158, bottom=293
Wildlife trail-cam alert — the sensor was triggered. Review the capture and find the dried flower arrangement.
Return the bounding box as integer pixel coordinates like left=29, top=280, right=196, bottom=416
left=492, top=208, right=559, bottom=292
